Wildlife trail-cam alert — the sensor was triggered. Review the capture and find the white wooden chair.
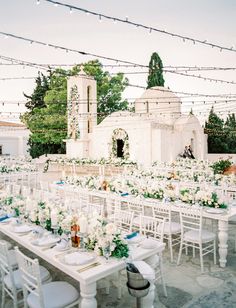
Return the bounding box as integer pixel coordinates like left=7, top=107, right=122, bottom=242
left=12, top=184, right=21, bottom=196
left=139, top=214, right=167, bottom=297
left=0, top=242, right=51, bottom=308
left=114, top=210, right=134, bottom=232
left=177, top=208, right=216, bottom=273
left=106, top=195, right=122, bottom=222
left=32, top=188, right=43, bottom=201
left=152, top=202, right=181, bottom=262
left=21, top=186, right=32, bottom=198
left=127, top=198, right=143, bottom=229
left=15, top=247, right=80, bottom=308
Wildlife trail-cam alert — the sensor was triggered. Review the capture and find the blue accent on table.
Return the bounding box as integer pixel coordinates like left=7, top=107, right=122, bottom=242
left=125, top=231, right=139, bottom=239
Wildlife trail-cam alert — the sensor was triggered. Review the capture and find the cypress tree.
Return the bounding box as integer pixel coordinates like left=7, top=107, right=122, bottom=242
left=147, top=52, right=165, bottom=89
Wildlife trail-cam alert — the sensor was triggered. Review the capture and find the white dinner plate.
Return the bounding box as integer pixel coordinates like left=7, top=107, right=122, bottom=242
left=14, top=225, right=32, bottom=234
left=53, top=243, right=70, bottom=251
left=31, top=237, right=59, bottom=247
left=205, top=208, right=226, bottom=214
left=61, top=252, right=96, bottom=266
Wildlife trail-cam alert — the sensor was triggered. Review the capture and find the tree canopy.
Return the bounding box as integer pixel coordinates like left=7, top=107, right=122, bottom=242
left=147, top=52, right=165, bottom=89
left=22, top=60, right=129, bottom=158
left=205, top=107, right=236, bottom=153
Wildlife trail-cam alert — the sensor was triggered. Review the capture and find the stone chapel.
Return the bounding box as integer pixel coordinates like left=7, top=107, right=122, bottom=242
left=65, top=69, right=206, bottom=166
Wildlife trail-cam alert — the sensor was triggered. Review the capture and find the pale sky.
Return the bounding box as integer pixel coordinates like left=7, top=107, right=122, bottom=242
left=0, top=0, right=236, bottom=122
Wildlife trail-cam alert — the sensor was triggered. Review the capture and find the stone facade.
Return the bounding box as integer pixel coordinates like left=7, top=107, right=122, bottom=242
left=66, top=74, right=206, bottom=166
left=0, top=121, right=29, bottom=156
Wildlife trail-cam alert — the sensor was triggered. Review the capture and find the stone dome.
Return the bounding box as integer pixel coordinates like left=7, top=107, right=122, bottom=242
left=135, top=86, right=181, bottom=117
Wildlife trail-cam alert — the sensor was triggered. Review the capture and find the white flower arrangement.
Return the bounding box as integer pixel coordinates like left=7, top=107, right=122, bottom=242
left=86, top=218, right=129, bottom=259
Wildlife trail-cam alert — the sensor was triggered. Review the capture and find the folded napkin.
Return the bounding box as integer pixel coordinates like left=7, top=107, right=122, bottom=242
left=125, top=232, right=139, bottom=239
left=0, top=215, right=10, bottom=222
left=64, top=252, right=94, bottom=265
left=36, top=236, right=59, bottom=246
left=56, top=180, right=64, bottom=185
left=132, top=261, right=155, bottom=282
left=54, top=238, right=69, bottom=251
left=14, top=225, right=32, bottom=233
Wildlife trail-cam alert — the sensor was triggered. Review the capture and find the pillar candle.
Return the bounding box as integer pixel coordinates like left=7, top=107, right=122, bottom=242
left=51, top=208, right=58, bottom=226
left=79, top=216, right=88, bottom=233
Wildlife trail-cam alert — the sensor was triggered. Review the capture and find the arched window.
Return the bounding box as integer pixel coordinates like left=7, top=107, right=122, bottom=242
left=87, top=86, right=91, bottom=133
left=87, top=86, right=91, bottom=113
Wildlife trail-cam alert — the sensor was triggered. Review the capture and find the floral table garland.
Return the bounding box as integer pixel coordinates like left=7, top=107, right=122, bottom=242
left=0, top=191, right=129, bottom=259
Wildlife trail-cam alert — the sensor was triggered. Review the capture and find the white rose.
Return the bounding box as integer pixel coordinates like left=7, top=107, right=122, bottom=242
left=105, top=223, right=116, bottom=235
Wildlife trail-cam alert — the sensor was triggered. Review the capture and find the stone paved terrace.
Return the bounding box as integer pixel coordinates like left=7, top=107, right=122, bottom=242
left=1, top=231, right=236, bottom=308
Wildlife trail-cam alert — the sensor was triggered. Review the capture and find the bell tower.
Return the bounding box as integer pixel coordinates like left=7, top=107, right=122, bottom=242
left=66, top=67, right=97, bottom=158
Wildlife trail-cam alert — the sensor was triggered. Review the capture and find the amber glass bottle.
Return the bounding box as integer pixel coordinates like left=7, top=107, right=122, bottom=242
left=71, top=224, right=80, bottom=247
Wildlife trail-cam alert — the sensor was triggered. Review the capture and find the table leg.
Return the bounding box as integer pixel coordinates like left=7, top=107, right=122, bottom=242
left=80, top=282, right=97, bottom=308
left=218, top=220, right=228, bottom=268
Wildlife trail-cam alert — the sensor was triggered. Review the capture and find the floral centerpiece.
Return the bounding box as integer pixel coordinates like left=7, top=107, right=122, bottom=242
left=86, top=218, right=129, bottom=259
left=195, top=190, right=227, bottom=208
left=180, top=188, right=195, bottom=204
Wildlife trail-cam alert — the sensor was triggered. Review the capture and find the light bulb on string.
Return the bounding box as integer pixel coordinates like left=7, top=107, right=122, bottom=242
left=69, top=8, right=73, bottom=14
left=99, top=14, right=102, bottom=22
left=113, top=19, right=117, bottom=24
left=148, top=28, right=152, bottom=35
left=36, top=0, right=40, bottom=5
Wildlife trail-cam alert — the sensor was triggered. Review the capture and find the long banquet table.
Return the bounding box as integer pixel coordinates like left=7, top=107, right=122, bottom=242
left=49, top=185, right=236, bottom=268
left=0, top=222, right=165, bottom=308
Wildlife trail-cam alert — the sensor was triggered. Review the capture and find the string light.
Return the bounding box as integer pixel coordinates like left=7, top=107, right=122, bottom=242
left=0, top=31, right=146, bottom=68
left=1, top=32, right=236, bottom=89
left=36, top=0, right=40, bottom=5
left=40, top=0, right=236, bottom=54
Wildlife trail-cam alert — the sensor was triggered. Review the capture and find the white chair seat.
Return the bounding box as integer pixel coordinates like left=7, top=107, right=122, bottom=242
left=27, top=281, right=79, bottom=308
left=157, top=222, right=181, bottom=234
left=184, top=229, right=216, bottom=243
left=4, top=265, right=51, bottom=290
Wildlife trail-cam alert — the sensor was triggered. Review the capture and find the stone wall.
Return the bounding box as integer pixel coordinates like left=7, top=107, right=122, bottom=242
left=206, top=153, right=236, bottom=163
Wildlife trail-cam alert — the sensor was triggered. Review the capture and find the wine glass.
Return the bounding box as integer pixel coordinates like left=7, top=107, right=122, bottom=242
left=102, top=245, right=111, bottom=263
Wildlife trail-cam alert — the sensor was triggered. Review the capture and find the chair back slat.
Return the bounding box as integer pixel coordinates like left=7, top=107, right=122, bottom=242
left=139, top=215, right=166, bottom=242
left=180, top=208, right=202, bottom=238
left=114, top=210, right=134, bottom=232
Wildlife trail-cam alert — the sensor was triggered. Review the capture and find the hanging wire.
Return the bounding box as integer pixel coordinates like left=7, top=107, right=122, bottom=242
left=42, top=0, right=236, bottom=53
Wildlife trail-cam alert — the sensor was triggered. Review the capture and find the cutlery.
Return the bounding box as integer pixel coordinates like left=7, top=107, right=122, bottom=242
left=77, top=262, right=101, bottom=273
left=41, top=244, right=57, bottom=251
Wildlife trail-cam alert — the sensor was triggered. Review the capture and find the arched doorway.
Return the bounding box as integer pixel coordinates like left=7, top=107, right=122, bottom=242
left=116, top=139, right=124, bottom=158
left=109, top=128, right=129, bottom=159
